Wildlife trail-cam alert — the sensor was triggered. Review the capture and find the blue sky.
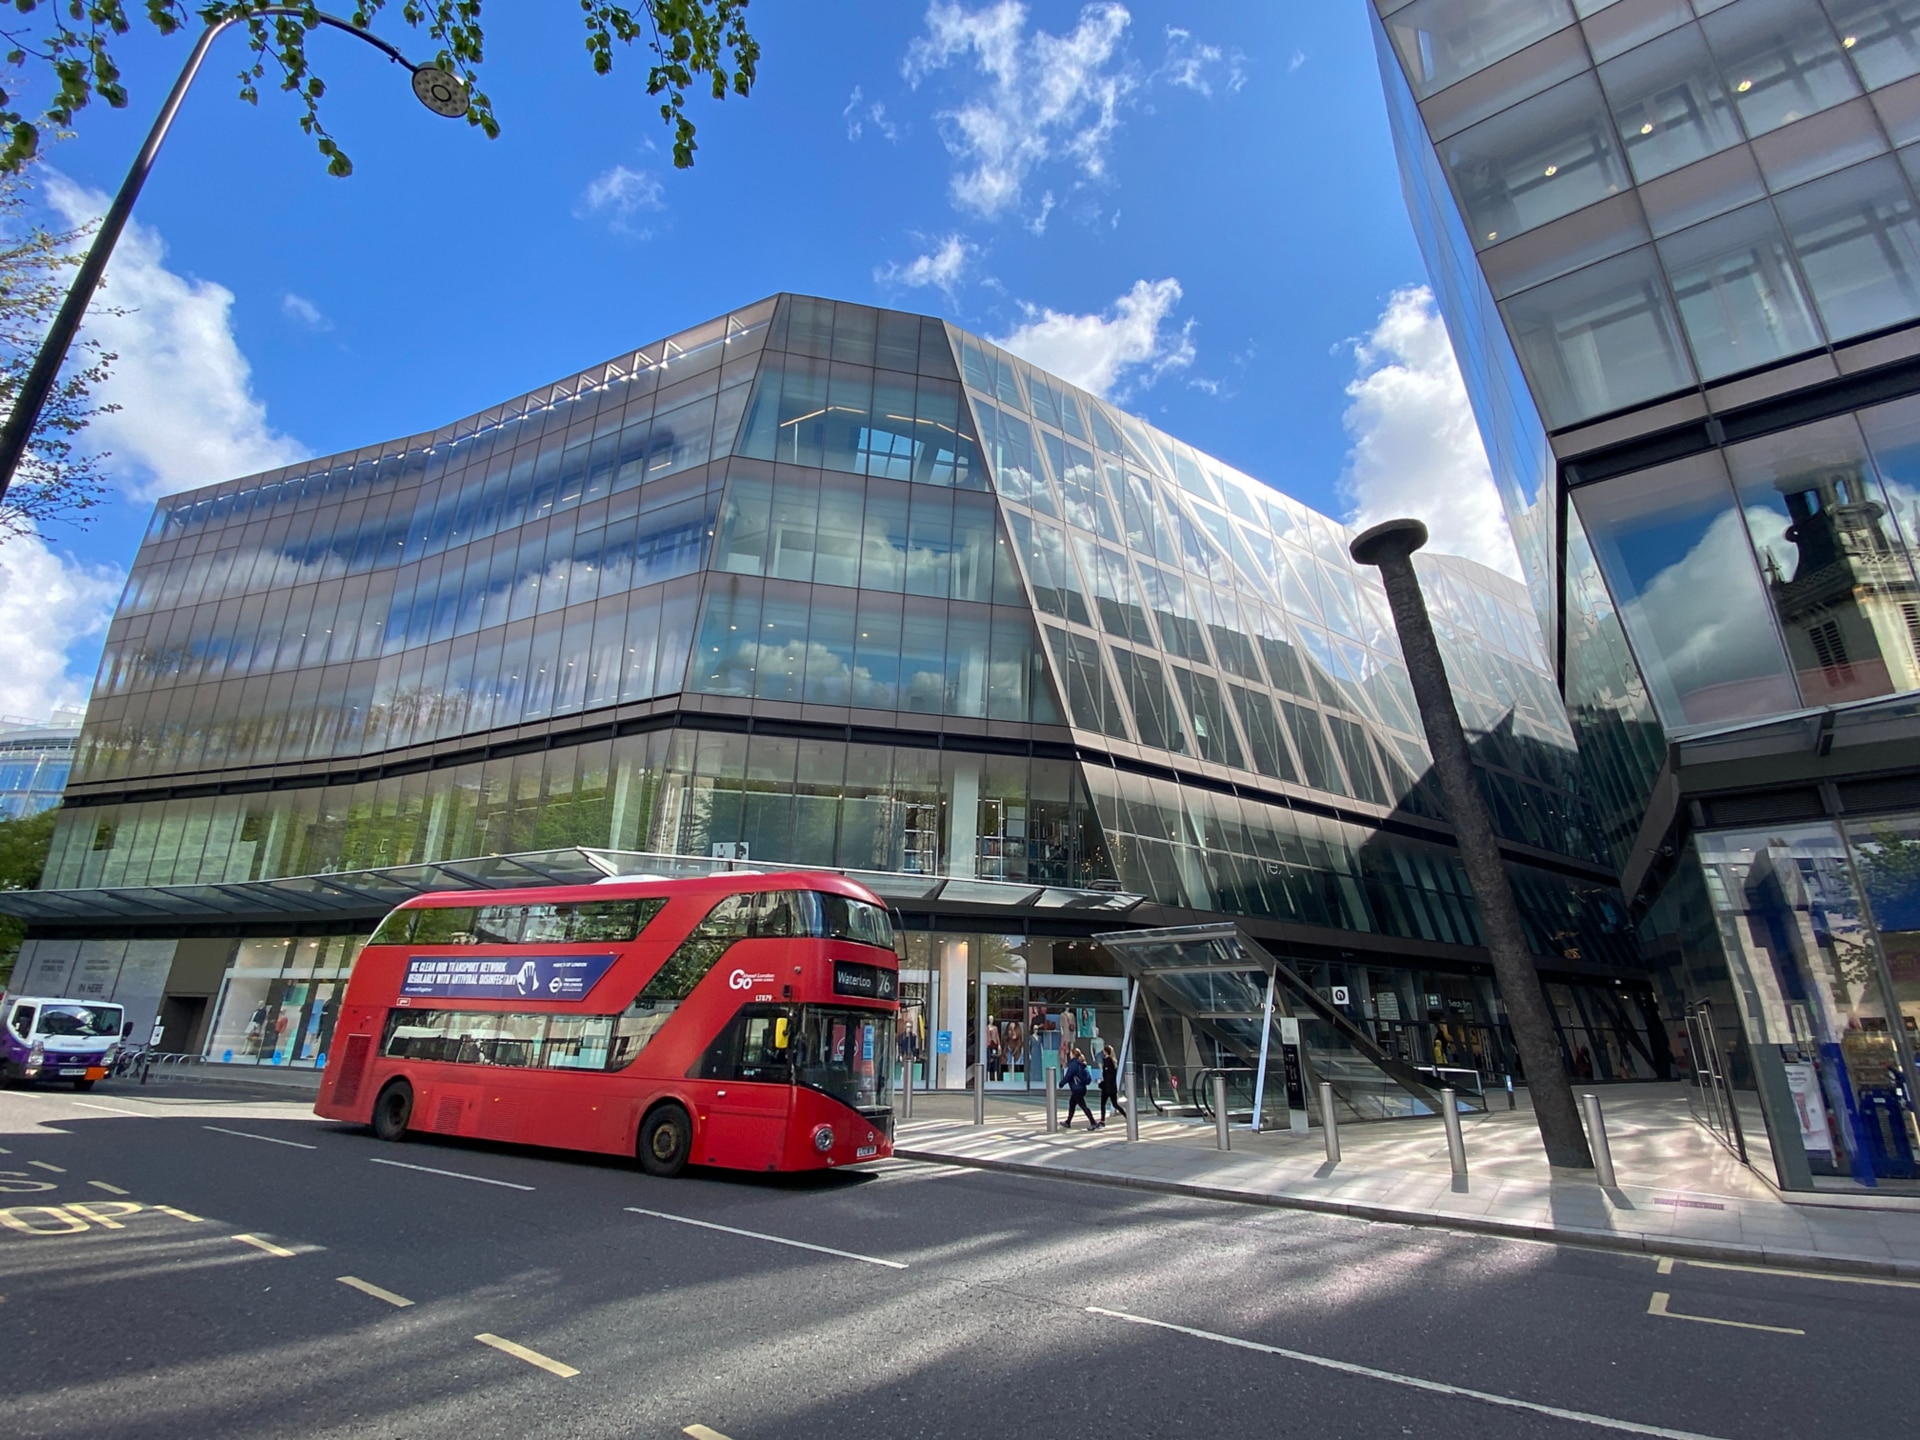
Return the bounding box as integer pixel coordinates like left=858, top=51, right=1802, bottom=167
left=0, top=1, right=1510, bottom=723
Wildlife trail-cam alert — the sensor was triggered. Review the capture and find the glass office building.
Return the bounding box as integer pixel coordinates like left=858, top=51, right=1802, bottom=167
left=1376, top=0, right=1920, bottom=1189
left=0, top=710, right=81, bottom=820
left=2, top=294, right=1643, bottom=1099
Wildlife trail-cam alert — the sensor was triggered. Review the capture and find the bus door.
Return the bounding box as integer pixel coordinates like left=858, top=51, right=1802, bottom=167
left=696, top=1004, right=797, bottom=1170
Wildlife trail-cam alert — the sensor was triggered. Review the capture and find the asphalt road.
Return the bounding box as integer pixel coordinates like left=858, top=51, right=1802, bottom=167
left=0, top=1076, right=1914, bottom=1440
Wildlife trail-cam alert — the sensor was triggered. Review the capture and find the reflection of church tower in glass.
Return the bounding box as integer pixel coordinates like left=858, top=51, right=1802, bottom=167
left=1765, top=467, right=1920, bottom=702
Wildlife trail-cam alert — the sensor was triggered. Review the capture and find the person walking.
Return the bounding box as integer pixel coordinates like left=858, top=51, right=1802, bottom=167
left=1098, top=1043, right=1126, bottom=1125
left=1063, top=1047, right=1099, bottom=1129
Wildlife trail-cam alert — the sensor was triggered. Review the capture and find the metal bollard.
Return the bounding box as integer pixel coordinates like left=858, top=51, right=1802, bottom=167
left=1214, top=1072, right=1231, bottom=1151
left=899, top=1068, right=912, bottom=1122
left=1440, top=1086, right=1467, bottom=1178
left=1124, top=1066, right=1139, bottom=1142
left=1045, top=1066, right=1059, bottom=1132
left=973, top=1058, right=985, bottom=1126
left=1582, top=1092, right=1617, bottom=1189
left=1505, top=1073, right=1515, bottom=1110
left=1319, top=1080, right=1340, bottom=1163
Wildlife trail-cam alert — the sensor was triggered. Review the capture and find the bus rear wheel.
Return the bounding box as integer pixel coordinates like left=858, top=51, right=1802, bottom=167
left=371, top=1079, right=413, bottom=1142
left=638, top=1104, right=691, bottom=1177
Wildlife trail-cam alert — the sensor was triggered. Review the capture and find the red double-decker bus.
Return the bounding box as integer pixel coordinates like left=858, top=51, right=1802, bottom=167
left=314, top=872, right=899, bottom=1176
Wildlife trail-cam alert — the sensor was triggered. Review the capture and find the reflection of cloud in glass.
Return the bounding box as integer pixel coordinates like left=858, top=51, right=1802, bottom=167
left=1742, top=503, right=1794, bottom=580
left=1617, top=508, right=1794, bottom=725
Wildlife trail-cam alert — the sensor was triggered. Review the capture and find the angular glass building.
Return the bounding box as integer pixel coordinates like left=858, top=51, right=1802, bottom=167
left=2, top=294, right=1641, bottom=1101
left=1375, top=0, right=1920, bottom=1190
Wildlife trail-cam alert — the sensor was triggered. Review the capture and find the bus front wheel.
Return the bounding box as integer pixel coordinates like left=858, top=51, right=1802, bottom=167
left=638, top=1104, right=691, bottom=1177
left=371, top=1080, right=413, bottom=1142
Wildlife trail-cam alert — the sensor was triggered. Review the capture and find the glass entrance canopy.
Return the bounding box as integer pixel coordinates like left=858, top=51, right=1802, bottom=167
left=1095, top=923, right=1482, bottom=1123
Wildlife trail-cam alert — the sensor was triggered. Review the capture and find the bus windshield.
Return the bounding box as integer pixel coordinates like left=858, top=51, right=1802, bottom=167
left=36, top=1004, right=122, bottom=1038
left=796, top=1006, right=894, bottom=1112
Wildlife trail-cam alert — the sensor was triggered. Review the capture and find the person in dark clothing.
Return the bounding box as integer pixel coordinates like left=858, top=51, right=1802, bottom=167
left=1062, top=1048, right=1100, bottom=1129
left=1098, top=1043, right=1126, bottom=1123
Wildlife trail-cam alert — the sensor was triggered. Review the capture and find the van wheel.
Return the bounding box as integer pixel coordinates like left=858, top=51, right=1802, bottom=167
left=638, top=1104, right=692, bottom=1177
left=72, top=1079, right=95, bottom=1092
left=371, top=1080, right=413, bottom=1142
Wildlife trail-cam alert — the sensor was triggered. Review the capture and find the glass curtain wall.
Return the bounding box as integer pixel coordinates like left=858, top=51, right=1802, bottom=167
left=1693, top=815, right=1920, bottom=1189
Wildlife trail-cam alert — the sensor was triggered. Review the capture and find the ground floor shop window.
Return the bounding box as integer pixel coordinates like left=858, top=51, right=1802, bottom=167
left=204, top=935, right=363, bottom=1068
left=1695, top=822, right=1920, bottom=1190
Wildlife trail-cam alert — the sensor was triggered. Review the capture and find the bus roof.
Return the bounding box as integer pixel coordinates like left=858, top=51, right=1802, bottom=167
left=384, top=870, right=887, bottom=913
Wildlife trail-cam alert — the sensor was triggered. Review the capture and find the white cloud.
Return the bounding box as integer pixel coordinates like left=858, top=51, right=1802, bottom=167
left=281, top=292, right=331, bottom=331
left=577, top=164, right=665, bottom=234
left=842, top=85, right=901, bottom=142
left=1289, top=49, right=1308, bottom=73
left=904, top=0, right=1134, bottom=222
left=0, top=534, right=120, bottom=724
left=46, top=175, right=305, bottom=502
left=874, top=234, right=975, bottom=298
left=1160, top=25, right=1245, bottom=96
left=1340, top=285, right=1521, bottom=578
left=992, top=277, right=1194, bottom=399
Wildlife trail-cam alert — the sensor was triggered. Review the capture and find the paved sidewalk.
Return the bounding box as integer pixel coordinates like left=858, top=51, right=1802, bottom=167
left=896, top=1083, right=1920, bottom=1279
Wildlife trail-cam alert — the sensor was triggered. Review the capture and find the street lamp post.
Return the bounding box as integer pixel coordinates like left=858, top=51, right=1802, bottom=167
left=0, top=7, right=468, bottom=509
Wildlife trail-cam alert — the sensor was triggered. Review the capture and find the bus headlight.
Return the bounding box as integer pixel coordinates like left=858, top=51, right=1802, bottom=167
left=812, top=1125, right=836, bottom=1153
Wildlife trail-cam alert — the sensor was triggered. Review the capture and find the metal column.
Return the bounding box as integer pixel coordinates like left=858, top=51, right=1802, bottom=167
left=1118, top=978, right=1139, bottom=1074
left=972, top=976, right=986, bottom=1125
left=1440, top=1087, right=1467, bottom=1177
left=1250, top=968, right=1276, bottom=1134
left=1213, top=1072, right=1231, bottom=1151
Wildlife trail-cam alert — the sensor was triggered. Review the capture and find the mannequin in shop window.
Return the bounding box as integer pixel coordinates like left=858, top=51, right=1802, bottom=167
left=986, top=1018, right=1002, bottom=1081
left=1004, top=1018, right=1024, bottom=1078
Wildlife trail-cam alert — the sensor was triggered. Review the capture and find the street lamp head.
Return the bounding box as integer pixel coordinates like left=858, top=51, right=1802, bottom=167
left=411, top=66, right=471, bottom=119
left=1349, top=517, right=1429, bottom=568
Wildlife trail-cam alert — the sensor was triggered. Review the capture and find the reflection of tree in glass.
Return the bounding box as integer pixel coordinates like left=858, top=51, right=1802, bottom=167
left=1855, top=826, right=1920, bottom=934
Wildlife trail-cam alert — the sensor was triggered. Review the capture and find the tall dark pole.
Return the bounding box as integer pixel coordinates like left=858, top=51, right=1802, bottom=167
left=0, top=9, right=462, bottom=510
left=1351, top=518, right=1593, bottom=1170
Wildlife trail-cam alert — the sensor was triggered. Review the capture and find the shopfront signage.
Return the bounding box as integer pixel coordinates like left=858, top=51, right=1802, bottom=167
left=400, top=953, right=617, bottom=1001
left=936, top=1030, right=953, bottom=1054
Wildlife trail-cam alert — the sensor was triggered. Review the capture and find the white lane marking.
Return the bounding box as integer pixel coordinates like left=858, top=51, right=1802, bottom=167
left=338, top=1275, right=414, bottom=1307
left=233, top=1233, right=299, bottom=1258
left=625, top=1206, right=908, bottom=1269
left=71, top=1100, right=149, bottom=1116
left=88, top=1181, right=130, bottom=1195
left=685, top=1427, right=733, bottom=1440
left=863, top=1162, right=968, bottom=1184
left=1648, top=1292, right=1803, bottom=1335
left=475, top=1332, right=578, bottom=1378
left=153, top=1204, right=204, bottom=1222
left=204, top=1125, right=318, bottom=1150
left=369, top=1158, right=534, bottom=1191
left=27, top=1161, right=64, bottom=1173
left=1086, top=1306, right=1733, bottom=1440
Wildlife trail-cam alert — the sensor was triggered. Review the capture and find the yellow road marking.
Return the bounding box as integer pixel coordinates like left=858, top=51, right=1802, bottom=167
left=26, top=1161, right=64, bottom=1174
left=153, top=1205, right=204, bottom=1222
left=475, top=1333, right=578, bottom=1378
left=686, top=1427, right=734, bottom=1440
left=232, top=1233, right=297, bottom=1257
left=1663, top=1256, right=1920, bottom=1290
left=338, top=1275, right=413, bottom=1307
left=1656, top=1257, right=1674, bottom=1275
left=88, top=1181, right=130, bottom=1195
left=1648, top=1291, right=1803, bottom=1335
left=65, top=1202, right=141, bottom=1230
left=0, top=1205, right=87, bottom=1234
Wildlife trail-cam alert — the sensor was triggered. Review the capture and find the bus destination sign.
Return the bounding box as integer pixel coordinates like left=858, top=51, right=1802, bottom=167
left=832, top=960, right=897, bottom=1001
left=401, top=953, right=618, bottom=1001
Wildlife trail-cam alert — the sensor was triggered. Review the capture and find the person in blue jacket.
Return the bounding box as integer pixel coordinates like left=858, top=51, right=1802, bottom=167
left=1062, top=1047, right=1100, bottom=1129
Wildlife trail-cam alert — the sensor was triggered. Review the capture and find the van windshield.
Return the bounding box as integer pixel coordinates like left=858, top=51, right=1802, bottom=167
left=36, top=1004, right=122, bottom=1038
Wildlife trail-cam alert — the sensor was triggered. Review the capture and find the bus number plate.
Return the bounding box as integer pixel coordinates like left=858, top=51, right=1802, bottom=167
left=857, top=1144, right=879, bottom=1158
